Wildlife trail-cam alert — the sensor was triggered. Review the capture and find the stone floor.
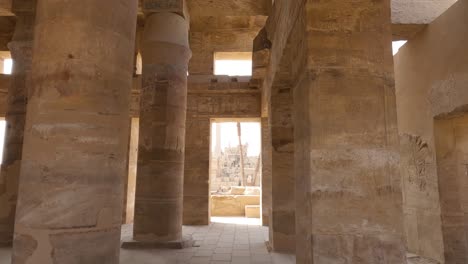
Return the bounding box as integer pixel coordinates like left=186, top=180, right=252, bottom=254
left=0, top=217, right=295, bottom=264
left=121, top=217, right=295, bottom=264
left=0, top=218, right=440, bottom=264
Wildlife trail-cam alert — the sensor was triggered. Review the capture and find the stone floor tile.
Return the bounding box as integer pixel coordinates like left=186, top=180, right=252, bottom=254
left=212, top=253, right=232, bottom=261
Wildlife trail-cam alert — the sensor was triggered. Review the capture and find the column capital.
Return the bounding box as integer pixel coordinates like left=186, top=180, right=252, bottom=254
left=142, top=0, right=189, bottom=21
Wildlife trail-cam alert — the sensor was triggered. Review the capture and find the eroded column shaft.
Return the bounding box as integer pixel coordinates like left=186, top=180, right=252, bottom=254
left=12, top=1, right=137, bottom=263
left=133, top=12, right=191, bottom=242
left=270, top=86, right=295, bottom=253
left=0, top=12, right=34, bottom=246
left=261, top=117, right=272, bottom=227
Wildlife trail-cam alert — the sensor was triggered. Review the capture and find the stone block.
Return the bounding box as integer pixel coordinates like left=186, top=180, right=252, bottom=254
left=211, top=195, right=260, bottom=217
left=230, top=186, right=246, bottom=195
left=245, top=205, right=260, bottom=218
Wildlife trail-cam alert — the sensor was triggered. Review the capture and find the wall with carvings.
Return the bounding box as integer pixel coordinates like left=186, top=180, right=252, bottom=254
left=395, top=0, right=468, bottom=261
left=183, top=78, right=261, bottom=225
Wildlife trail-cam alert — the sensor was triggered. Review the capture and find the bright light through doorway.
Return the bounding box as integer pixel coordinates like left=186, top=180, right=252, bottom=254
left=392, top=41, right=408, bottom=56
left=214, top=52, right=252, bottom=76
left=209, top=120, right=262, bottom=222
left=211, top=122, right=261, bottom=156
left=3, top=59, right=12, bottom=74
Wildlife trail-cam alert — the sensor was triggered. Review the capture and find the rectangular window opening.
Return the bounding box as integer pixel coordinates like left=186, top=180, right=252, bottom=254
left=214, top=52, right=252, bottom=77
left=0, top=51, right=13, bottom=75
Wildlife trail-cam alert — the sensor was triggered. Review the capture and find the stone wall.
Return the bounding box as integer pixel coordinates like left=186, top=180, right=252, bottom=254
left=183, top=78, right=261, bottom=225
left=395, top=0, right=468, bottom=261
left=281, top=0, right=406, bottom=262
left=189, top=16, right=266, bottom=75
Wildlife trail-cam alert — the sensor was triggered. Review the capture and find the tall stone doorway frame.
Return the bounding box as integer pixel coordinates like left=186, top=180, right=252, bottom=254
left=208, top=117, right=263, bottom=222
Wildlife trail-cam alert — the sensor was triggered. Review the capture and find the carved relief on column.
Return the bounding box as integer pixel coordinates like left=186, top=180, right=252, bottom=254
left=128, top=12, right=193, bottom=248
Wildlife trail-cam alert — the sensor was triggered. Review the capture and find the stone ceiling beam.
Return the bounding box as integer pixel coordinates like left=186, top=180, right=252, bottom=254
left=187, top=0, right=271, bottom=17
left=0, top=0, right=13, bottom=16
left=391, top=0, right=458, bottom=40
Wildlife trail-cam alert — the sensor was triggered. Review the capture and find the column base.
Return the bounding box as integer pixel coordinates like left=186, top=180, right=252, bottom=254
left=121, top=235, right=194, bottom=250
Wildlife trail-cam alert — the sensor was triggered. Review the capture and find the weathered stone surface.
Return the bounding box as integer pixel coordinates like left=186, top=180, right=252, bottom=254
left=11, top=0, right=36, bottom=13
left=133, top=12, right=191, bottom=243
left=0, top=0, right=12, bottom=16
left=395, top=0, right=468, bottom=261
left=269, top=0, right=407, bottom=262
left=50, top=229, right=121, bottom=264
left=189, top=28, right=261, bottom=75
left=434, top=116, right=468, bottom=264
left=0, top=11, right=34, bottom=246
left=11, top=0, right=137, bottom=262
left=268, top=41, right=295, bottom=254
left=121, top=235, right=193, bottom=249
left=0, top=17, right=15, bottom=51
left=261, top=117, right=272, bottom=226
left=0, top=74, right=10, bottom=115
left=187, top=0, right=270, bottom=17
left=11, top=234, right=36, bottom=263
left=391, top=0, right=457, bottom=39
left=211, top=195, right=260, bottom=217
left=183, top=80, right=261, bottom=225
left=245, top=205, right=261, bottom=218
left=141, top=0, right=189, bottom=19
left=0, top=0, right=459, bottom=262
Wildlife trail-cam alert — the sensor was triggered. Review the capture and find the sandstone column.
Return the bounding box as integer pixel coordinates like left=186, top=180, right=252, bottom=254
left=294, top=0, right=406, bottom=262
left=253, top=28, right=272, bottom=227
left=131, top=11, right=191, bottom=245
left=0, top=10, right=34, bottom=246
left=260, top=117, right=272, bottom=226
left=11, top=0, right=137, bottom=263
left=270, top=79, right=295, bottom=253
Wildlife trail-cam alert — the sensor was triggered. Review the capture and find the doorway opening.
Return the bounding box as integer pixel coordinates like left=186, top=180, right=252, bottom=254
left=209, top=118, right=262, bottom=225
left=434, top=112, right=468, bottom=263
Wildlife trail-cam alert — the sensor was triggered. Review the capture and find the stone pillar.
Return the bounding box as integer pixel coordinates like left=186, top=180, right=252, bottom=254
left=270, top=81, right=295, bottom=253
left=11, top=0, right=137, bottom=263
left=0, top=10, right=34, bottom=246
left=253, top=26, right=272, bottom=228
left=294, top=0, right=406, bottom=262
left=131, top=12, right=191, bottom=245
left=260, top=117, right=272, bottom=226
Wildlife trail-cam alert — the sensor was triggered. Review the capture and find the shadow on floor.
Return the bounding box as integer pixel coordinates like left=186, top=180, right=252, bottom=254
left=0, top=218, right=440, bottom=264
